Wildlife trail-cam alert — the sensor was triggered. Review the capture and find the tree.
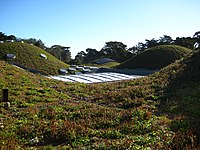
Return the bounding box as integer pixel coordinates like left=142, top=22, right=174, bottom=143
left=128, top=46, right=138, bottom=55
left=84, top=48, right=99, bottom=63
left=100, top=41, right=131, bottom=62
left=145, top=38, right=158, bottom=48
left=23, top=38, right=45, bottom=49
left=193, top=31, right=200, bottom=38
left=128, top=42, right=146, bottom=55
left=193, top=31, right=200, bottom=49
left=7, top=35, right=16, bottom=41
left=74, top=51, right=86, bottom=65
left=61, top=47, right=71, bottom=63
left=159, top=35, right=173, bottom=45
left=174, top=37, right=196, bottom=50
left=34, top=39, right=45, bottom=49
left=46, top=45, right=71, bottom=63
left=0, top=32, right=6, bottom=41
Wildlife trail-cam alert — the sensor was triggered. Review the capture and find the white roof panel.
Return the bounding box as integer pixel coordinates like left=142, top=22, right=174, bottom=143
left=50, top=72, right=143, bottom=84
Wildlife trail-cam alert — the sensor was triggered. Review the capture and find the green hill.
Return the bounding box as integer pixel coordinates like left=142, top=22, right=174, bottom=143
left=117, top=45, right=192, bottom=69
left=0, top=50, right=200, bottom=149
left=0, top=42, right=69, bottom=75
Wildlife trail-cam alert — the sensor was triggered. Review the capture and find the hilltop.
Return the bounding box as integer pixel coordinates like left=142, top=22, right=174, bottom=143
left=0, top=42, right=69, bottom=75
left=0, top=50, right=200, bottom=149
left=117, top=45, right=192, bottom=69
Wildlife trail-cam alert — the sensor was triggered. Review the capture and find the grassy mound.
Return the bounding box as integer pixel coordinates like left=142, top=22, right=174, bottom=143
left=84, top=61, right=120, bottom=68
left=117, top=45, right=192, bottom=69
left=0, top=42, right=68, bottom=75
left=0, top=50, right=200, bottom=149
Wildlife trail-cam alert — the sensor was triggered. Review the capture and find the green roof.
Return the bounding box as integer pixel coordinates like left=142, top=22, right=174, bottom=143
left=117, top=45, right=192, bottom=69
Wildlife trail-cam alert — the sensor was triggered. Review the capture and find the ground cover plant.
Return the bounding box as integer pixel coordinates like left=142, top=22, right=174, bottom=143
left=0, top=50, right=200, bottom=149
left=83, top=62, right=120, bottom=68
left=117, top=45, right=192, bottom=69
left=0, top=42, right=69, bottom=75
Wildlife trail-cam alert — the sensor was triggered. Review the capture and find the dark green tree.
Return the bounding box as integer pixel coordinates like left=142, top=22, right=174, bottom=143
left=61, top=47, right=71, bottom=63
left=74, top=51, right=86, bottom=65
left=47, top=45, right=71, bottom=63
left=23, top=38, right=45, bottom=49
left=0, top=32, right=7, bottom=41
left=174, top=37, right=196, bottom=50
left=128, top=42, right=146, bottom=55
left=84, top=48, right=99, bottom=63
left=193, top=31, right=200, bottom=49
left=145, top=38, right=158, bottom=48
left=100, top=41, right=131, bottom=62
left=7, top=35, right=16, bottom=41
left=34, top=39, right=45, bottom=49
left=158, top=35, right=173, bottom=45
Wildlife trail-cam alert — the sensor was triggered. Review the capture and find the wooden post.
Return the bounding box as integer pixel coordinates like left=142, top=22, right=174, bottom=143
left=2, top=89, right=8, bottom=102
left=2, top=89, right=10, bottom=109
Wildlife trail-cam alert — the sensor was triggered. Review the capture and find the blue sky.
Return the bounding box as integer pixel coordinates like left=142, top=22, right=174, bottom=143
left=0, top=0, right=199, bottom=58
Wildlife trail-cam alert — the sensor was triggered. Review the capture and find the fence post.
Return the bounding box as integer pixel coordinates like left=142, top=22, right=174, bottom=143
left=2, top=89, right=10, bottom=109
left=2, top=89, right=8, bottom=102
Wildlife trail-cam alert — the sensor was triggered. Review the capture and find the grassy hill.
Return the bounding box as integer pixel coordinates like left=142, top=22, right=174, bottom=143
left=0, top=42, right=69, bottom=75
left=117, top=45, right=192, bottom=69
left=0, top=50, right=200, bottom=149
left=84, top=61, right=120, bottom=68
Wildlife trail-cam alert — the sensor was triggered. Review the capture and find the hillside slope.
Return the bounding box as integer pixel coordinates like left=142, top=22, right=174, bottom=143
left=117, top=45, right=192, bottom=69
left=0, top=42, right=68, bottom=75
left=0, top=50, right=200, bottom=149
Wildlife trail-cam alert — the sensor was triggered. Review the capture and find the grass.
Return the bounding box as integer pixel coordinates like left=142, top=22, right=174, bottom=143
left=0, top=42, right=69, bottom=75
left=83, top=62, right=120, bottom=68
left=117, top=45, right=192, bottom=69
left=0, top=49, right=200, bottom=149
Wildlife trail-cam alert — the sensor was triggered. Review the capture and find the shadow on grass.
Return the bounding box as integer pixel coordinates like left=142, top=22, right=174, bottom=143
left=157, top=51, right=200, bottom=149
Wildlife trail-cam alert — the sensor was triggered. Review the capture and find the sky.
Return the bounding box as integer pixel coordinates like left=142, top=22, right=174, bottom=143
left=0, top=0, right=199, bottom=58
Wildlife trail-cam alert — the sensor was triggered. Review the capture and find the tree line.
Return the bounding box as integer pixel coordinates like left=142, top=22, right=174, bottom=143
left=73, top=32, right=200, bottom=64
left=1, top=31, right=200, bottom=65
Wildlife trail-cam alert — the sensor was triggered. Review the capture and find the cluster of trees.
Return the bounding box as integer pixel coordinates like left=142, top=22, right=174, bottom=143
left=74, top=42, right=132, bottom=64
left=0, top=32, right=71, bottom=63
left=0, top=32, right=16, bottom=41
left=128, top=34, right=200, bottom=55
left=1, top=31, right=200, bottom=65
left=74, top=32, right=200, bottom=64
left=0, top=32, right=45, bottom=49
left=45, top=45, right=71, bottom=64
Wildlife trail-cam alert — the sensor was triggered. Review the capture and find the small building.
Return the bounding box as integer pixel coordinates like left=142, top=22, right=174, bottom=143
left=95, top=58, right=116, bottom=64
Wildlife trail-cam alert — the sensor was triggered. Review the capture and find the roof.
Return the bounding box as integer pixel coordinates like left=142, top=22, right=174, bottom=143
left=95, top=58, right=116, bottom=64
left=50, top=72, right=142, bottom=84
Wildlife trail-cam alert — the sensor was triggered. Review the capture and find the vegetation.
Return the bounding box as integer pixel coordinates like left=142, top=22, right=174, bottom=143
left=0, top=46, right=200, bottom=149
left=1, top=31, right=200, bottom=66
left=46, top=45, right=72, bottom=64
left=0, top=42, right=69, bottom=75
left=84, top=61, right=120, bottom=68
left=1, top=31, right=200, bottom=149
left=74, top=42, right=132, bottom=65
left=117, top=45, right=192, bottom=69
